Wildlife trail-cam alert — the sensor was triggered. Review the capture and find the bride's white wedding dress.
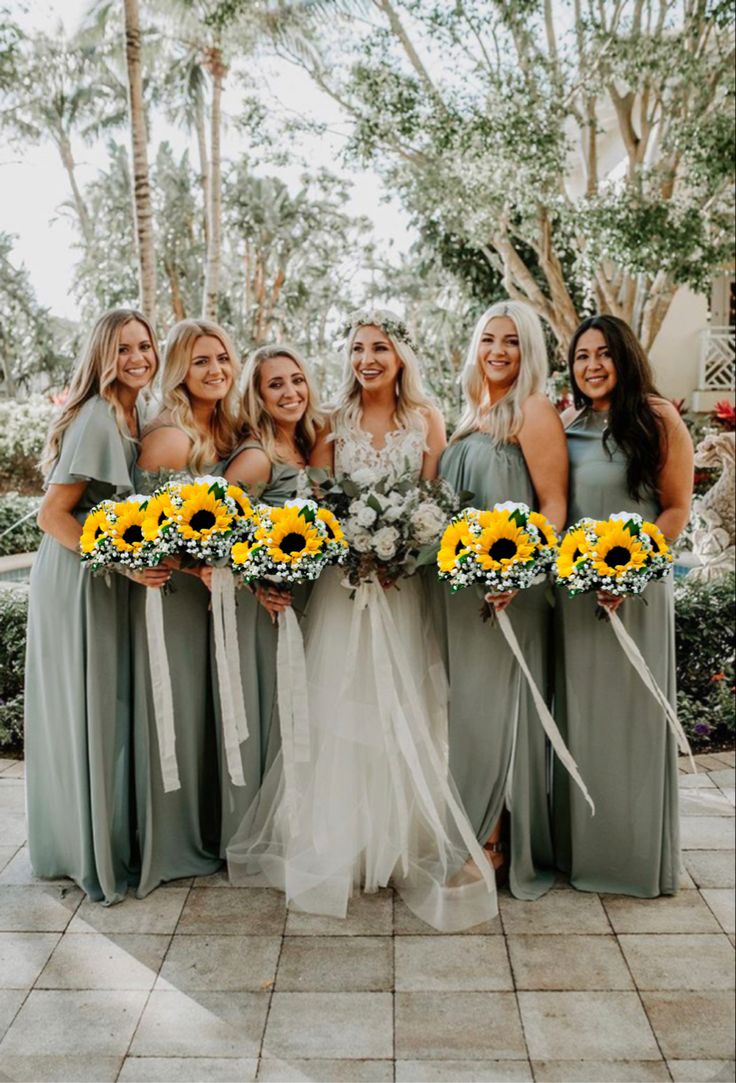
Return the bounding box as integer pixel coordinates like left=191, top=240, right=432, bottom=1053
left=227, top=420, right=497, bottom=931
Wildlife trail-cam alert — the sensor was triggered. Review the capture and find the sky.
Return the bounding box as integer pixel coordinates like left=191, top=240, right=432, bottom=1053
left=0, top=0, right=416, bottom=321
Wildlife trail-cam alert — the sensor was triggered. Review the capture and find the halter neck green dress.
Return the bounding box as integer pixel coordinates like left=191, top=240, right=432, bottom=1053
left=438, top=432, right=555, bottom=899
left=553, top=408, right=679, bottom=897
left=216, top=440, right=301, bottom=853
left=129, top=427, right=223, bottom=896
left=26, top=395, right=137, bottom=904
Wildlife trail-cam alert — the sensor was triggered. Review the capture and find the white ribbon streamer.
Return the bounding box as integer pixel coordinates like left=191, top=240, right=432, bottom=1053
left=608, top=609, right=696, bottom=772
left=277, top=604, right=311, bottom=832
left=211, top=568, right=248, bottom=787
left=496, top=609, right=595, bottom=816
left=144, top=587, right=180, bottom=792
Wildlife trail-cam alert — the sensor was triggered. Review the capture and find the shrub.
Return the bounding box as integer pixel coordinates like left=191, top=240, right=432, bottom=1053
left=0, top=583, right=28, bottom=754
left=675, top=573, right=735, bottom=748
left=0, top=395, right=55, bottom=493
left=0, top=491, right=42, bottom=557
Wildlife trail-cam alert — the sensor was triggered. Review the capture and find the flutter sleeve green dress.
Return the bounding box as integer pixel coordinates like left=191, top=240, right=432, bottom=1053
left=438, top=432, right=555, bottom=899
left=216, top=441, right=301, bottom=853
left=553, top=407, right=679, bottom=897
left=130, top=451, right=223, bottom=896
left=25, top=395, right=138, bottom=904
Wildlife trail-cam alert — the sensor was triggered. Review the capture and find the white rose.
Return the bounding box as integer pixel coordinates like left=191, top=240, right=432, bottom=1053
left=410, top=502, right=447, bottom=544
left=610, top=511, right=640, bottom=523
left=351, top=527, right=372, bottom=553
left=284, top=498, right=314, bottom=512
left=194, top=474, right=223, bottom=488
left=372, top=526, right=400, bottom=560
left=356, top=505, right=377, bottom=527
left=494, top=500, right=529, bottom=515
left=384, top=504, right=404, bottom=523
left=351, top=467, right=378, bottom=488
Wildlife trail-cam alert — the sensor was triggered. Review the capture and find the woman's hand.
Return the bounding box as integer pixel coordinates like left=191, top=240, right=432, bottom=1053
left=198, top=566, right=213, bottom=591
left=256, top=584, right=292, bottom=623
left=484, top=590, right=518, bottom=613
left=596, top=590, right=624, bottom=613
left=127, top=567, right=171, bottom=589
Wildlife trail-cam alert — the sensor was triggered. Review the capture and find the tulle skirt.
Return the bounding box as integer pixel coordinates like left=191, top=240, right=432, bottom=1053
left=227, top=568, right=497, bottom=932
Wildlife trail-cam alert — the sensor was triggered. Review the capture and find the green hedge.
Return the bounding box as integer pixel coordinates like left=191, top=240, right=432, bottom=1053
left=0, top=491, right=42, bottom=557
left=2, top=575, right=734, bottom=756
left=0, top=395, right=53, bottom=494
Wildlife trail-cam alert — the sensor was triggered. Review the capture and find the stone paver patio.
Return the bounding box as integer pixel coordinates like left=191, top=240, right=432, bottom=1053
left=0, top=752, right=733, bottom=1083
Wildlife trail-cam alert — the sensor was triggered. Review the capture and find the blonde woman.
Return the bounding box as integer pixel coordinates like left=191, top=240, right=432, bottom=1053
left=131, top=318, right=242, bottom=895
left=228, top=310, right=498, bottom=931
left=216, top=343, right=323, bottom=851
left=438, top=299, right=567, bottom=898
left=26, top=308, right=163, bottom=904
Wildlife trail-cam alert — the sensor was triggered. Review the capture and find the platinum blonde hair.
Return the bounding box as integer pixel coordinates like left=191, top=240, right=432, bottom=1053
left=40, top=308, right=159, bottom=479
left=240, top=343, right=324, bottom=463
left=158, top=319, right=242, bottom=474
left=332, top=308, right=432, bottom=436
left=451, top=300, right=549, bottom=444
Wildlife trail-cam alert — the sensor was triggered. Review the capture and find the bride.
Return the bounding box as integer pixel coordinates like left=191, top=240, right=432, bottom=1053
left=227, top=310, right=497, bottom=931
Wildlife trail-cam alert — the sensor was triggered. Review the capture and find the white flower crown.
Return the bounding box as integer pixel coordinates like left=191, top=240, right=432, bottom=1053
left=340, top=309, right=417, bottom=352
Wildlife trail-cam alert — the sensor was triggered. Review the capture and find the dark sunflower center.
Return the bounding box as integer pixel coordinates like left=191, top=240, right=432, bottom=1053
left=233, top=500, right=246, bottom=517
left=649, top=535, right=660, bottom=552
left=572, top=547, right=582, bottom=562
left=94, top=526, right=104, bottom=539
left=158, top=511, right=168, bottom=525
left=605, top=545, right=632, bottom=568
left=190, top=509, right=216, bottom=532
left=281, top=531, right=306, bottom=555
left=489, top=538, right=517, bottom=561
left=324, top=522, right=335, bottom=539
left=123, top=524, right=143, bottom=545
left=454, top=539, right=466, bottom=555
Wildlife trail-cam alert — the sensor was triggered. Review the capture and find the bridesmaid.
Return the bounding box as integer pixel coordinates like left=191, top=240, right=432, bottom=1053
left=131, top=318, right=242, bottom=895
left=438, top=300, right=567, bottom=898
left=217, top=343, right=324, bottom=852
left=26, top=308, right=165, bottom=903
left=554, top=314, right=693, bottom=897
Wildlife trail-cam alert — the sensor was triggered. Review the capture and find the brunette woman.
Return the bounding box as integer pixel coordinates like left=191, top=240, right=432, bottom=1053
left=439, top=300, right=568, bottom=898
left=132, top=318, right=242, bottom=895
left=554, top=314, right=692, bottom=896
left=27, top=309, right=164, bottom=903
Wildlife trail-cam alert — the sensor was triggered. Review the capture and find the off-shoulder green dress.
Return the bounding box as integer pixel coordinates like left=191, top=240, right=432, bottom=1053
left=553, top=408, right=679, bottom=896
left=438, top=432, right=555, bottom=899
left=26, top=395, right=137, bottom=904
left=216, top=441, right=301, bottom=853
left=130, top=449, right=222, bottom=896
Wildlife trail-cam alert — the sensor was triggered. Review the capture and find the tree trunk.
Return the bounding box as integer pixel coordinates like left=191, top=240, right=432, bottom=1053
left=58, top=135, right=93, bottom=246
left=122, top=0, right=156, bottom=322
left=164, top=257, right=186, bottom=322
left=195, top=88, right=210, bottom=254
left=202, top=45, right=225, bottom=320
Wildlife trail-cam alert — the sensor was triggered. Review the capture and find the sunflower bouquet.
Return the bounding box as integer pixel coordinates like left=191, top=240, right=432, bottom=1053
left=554, top=512, right=673, bottom=600
left=80, top=494, right=176, bottom=573
left=229, top=498, right=347, bottom=586
left=159, top=475, right=254, bottom=565
left=437, top=501, right=558, bottom=597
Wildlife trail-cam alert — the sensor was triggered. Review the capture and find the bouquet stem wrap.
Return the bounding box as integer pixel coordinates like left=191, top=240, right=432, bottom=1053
left=608, top=610, right=696, bottom=772
left=211, top=568, right=249, bottom=786
left=144, top=588, right=180, bottom=793
left=496, top=610, right=595, bottom=816
left=341, top=575, right=496, bottom=892
left=277, top=605, right=311, bottom=832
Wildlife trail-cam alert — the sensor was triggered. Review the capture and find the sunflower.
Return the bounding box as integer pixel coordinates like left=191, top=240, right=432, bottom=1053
left=141, top=492, right=176, bottom=541
left=556, top=528, right=591, bottom=578
left=437, top=518, right=475, bottom=573
left=110, top=502, right=148, bottom=553
left=316, top=507, right=346, bottom=545
left=528, top=511, right=557, bottom=548
left=592, top=522, right=648, bottom=578
left=265, top=507, right=324, bottom=565
left=231, top=540, right=256, bottom=566
left=80, top=507, right=113, bottom=554
left=475, top=518, right=535, bottom=571
left=227, top=484, right=253, bottom=521
left=177, top=485, right=233, bottom=541
left=641, top=521, right=671, bottom=558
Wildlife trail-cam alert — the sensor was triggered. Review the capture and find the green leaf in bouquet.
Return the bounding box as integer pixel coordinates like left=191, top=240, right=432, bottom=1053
left=341, top=479, right=361, bottom=499
left=625, top=518, right=640, bottom=536
left=415, top=543, right=439, bottom=567
left=458, top=490, right=475, bottom=507
left=306, top=466, right=331, bottom=487
left=510, top=509, right=528, bottom=528
left=366, top=494, right=384, bottom=514
left=298, top=505, right=316, bottom=523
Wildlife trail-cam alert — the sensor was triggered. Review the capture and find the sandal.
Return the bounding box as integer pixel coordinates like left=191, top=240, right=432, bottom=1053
left=484, top=840, right=509, bottom=889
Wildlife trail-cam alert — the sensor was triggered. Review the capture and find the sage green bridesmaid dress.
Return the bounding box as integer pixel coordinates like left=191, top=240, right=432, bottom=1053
left=553, top=407, right=679, bottom=897
left=216, top=440, right=301, bottom=853
left=130, top=444, right=223, bottom=896
left=438, top=432, right=555, bottom=899
left=26, top=395, right=137, bottom=904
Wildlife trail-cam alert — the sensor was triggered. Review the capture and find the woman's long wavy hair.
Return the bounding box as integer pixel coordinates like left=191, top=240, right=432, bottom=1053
left=240, top=343, right=324, bottom=463
left=159, top=319, right=242, bottom=474
left=567, top=314, right=665, bottom=502
left=40, top=308, right=159, bottom=479
left=451, top=300, right=549, bottom=444
left=332, top=309, right=433, bottom=437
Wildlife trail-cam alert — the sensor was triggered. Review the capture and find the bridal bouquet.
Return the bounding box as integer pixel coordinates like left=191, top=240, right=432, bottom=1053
left=229, top=498, right=348, bottom=585
left=80, top=494, right=175, bottom=573
left=554, top=512, right=673, bottom=599
left=310, top=470, right=461, bottom=586
left=437, top=502, right=558, bottom=597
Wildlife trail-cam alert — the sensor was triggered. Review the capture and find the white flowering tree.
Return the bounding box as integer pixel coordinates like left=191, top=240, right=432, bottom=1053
left=252, top=0, right=734, bottom=351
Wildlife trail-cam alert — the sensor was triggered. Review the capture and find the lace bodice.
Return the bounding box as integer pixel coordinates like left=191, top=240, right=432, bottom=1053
left=334, top=421, right=425, bottom=486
